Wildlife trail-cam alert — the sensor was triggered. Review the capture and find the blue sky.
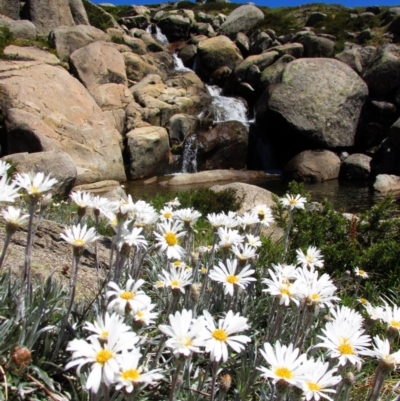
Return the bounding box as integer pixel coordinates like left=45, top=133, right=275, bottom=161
left=93, top=0, right=400, bottom=8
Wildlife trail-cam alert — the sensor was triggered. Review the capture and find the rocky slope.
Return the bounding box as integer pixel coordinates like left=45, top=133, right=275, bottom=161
left=1, top=1, right=400, bottom=192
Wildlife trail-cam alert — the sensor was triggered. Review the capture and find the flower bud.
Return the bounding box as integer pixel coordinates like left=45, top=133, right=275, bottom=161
left=219, top=374, right=232, bottom=392
left=12, top=346, right=32, bottom=368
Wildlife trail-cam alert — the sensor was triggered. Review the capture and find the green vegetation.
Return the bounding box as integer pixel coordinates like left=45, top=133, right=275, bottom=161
left=82, top=0, right=118, bottom=30
left=0, top=26, right=13, bottom=58
left=259, top=181, right=400, bottom=298
left=144, top=186, right=244, bottom=216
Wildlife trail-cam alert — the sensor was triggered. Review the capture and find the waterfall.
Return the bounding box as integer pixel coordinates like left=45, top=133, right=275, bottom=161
left=173, top=54, right=193, bottom=72
left=145, top=24, right=169, bottom=46
left=181, top=135, right=198, bottom=173
left=206, top=85, right=249, bottom=125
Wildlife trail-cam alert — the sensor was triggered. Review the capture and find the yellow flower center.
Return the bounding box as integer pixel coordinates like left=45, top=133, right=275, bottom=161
left=212, top=328, right=228, bottom=341
left=201, top=268, right=207, bottom=274
left=29, top=185, right=39, bottom=195
left=306, top=255, right=313, bottom=263
left=359, top=298, right=368, bottom=305
left=390, top=320, right=400, bottom=329
left=173, top=260, right=183, bottom=266
left=338, top=339, right=354, bottom=355
left=170, top=280, right=180, bottom=288
left=275, top=367, right=293, bottom=379
left=120, top=291, right=134, bottom=300
left=100, top=330, right=108, bottom=339
left=307, top=381, right=321, bottom=391
left=136, top=311, right=145, bottom=319
left=289, top=199, right=297, bottom=205
left=358, top=269, right=366, bottom=275
left=155, top=281, right=164, bottom=288
left=280, top=288, right=291, bottom=296
left=121, top=369, right=140, bottom=381
left=164, top=212, right=172, bottom=219
left=165, top=232, right=178, bottom=246
left=226, top=275, right=239, bottom=284
left=73, top=239, right=85, bottom=247
left=96, top=349, right=113, bottom=364
left=311, top=293, right=320, bottom=300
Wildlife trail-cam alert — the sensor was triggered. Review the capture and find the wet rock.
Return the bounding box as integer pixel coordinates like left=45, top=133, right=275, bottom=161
left=340, top=153, right=372, bottom=180
left=284, top=150, right=341, bottom=182
left=374, top=174, right=400, bottom=192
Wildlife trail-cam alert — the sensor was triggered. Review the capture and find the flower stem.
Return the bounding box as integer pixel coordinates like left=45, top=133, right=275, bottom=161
left=0, top=233, right=12, bottom=271
left=281, top=209, right=294, bottom=263
left=209, top=360, right=219, bottom=401
left=169, top=358, right=184, bottom=401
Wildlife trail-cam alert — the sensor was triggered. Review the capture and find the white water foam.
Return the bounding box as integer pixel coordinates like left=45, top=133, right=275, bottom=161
left=145, top=25, right=169, bottom=46
left=173, top=54, right=193, bottom=72
left=206, top=85, right=248, bottom=125
left=181, top=135, right=198, bottom=173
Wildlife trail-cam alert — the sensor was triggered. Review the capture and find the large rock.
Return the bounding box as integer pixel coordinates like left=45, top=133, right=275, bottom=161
left=168, top=170, right=266, bottom=185
left=3, top=45, right=61, bottom=65
left=69, top=0, right=90, bottom=25
left=260, top=54, right=295, bottom=91
left=234, top=51, right=279, bottom=82
left=299, top=34, right=335, bottom=57
left=166, top=114, right=199, bottom=144
left=2, top=151, right=77, bottom=196
left=197, top=35, right=243, bottom=80
left=0, top=0, right=19, bottom=20
left=0, top=15, right=37, bottom=40
left=284, top=150, right=341, bottom=182
left=340, top=153, right=372, bottom=180
left=158, top=14, right=191, bottom=42
left=256, top=58, right=368, bottom=148
left=126, top=126, right=171, bottom=179
left=335, top=48, right=363, bottom=74
left=0, top=63, right=125, bottom=185
left=362, top=45, right=400, bottom=97
left=69, top=41, right=128, bottom=91
left=373, top=174, right=400, bottom=193
left=210, top=182, right=275, bottom=213
left=49, top=25, right=110, bottom=61
left=29, top=0, right=74, bottom=36
left=220, top=5, right=264, bottom=39
left=197, top=121, right=249, bottom=170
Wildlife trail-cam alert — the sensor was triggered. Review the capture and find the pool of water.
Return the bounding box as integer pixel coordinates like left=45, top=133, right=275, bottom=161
left=124, top=175, right=400, bottom=213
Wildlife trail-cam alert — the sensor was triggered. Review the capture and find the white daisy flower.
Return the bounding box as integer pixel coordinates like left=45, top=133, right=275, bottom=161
left=84, top=312, right=138, bottom=346
left=209, top=259, right=256, bottom=296
left=107, top=278, right=150, bottom=315
left=301, top=359, right=341, bottom=401
left=231, top=243, right=257, bottom=262
left=263, top=271, right=301, bottom=306
left=159, top=309, right=206, bottom=357
left=154, top=220, right=186, bottom=260
left=70, top=190, right=94, bottom=209
left=132, top=299, right=158, bottom=327
left=363, top=335, right=400, bottom=368
left=14, top=171, right=58, bottom=198
left=280, top=194, right=307, bottom=210
left=270, top=263, right=298, bottom=282
left=258, top=341, right=310, bottom=388
left=90, top=195, right=109, bottom=214
left=2, top=206, right=29, bottom=234
left=364, top=303, right=384, bottom=321
left=315, top=319, right=371, bottom=369
left=66, top=334, right=126, bottom=393
left=174, top=207, right=202, bottom=226
left=330, top=305, right=364, bottom=328
left=0, top=160, right=11, bottom=176
left=245, top=234, right=262, bottom=248
left=0, top=175, right=20, bottom=203
left=115, top=350, right=163, bottom=393
left=237, top=212, right=259, bottom=231
left=60, top=224, right=99, bottom=250
left=382, top=303, right=400, bottom=333
left=159, top=206, right=175, bottom=221
left=207, top=212, right=229, bottom=230
left=198, top=310, right=250, bottom=362
left=158, top=265, right=193, bottom=294
left=165, top=197, right=181, bottom=208
left=354, top=267, right=368, bottom=279
left=218, top=227, right=244, bottom=250
left=117, top=226, right=147, bottom=250
left=296, top=246, right=324, bottom=269
left=134, top=209, right=159, bottom=228
left=251, top=204, right=274, bottom=226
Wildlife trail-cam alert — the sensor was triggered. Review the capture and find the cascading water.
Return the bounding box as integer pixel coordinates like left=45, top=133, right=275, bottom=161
left=206, top=85, right=249, bottom=125
left=145, top=24, right=169, bottom=46
left=172, top=54, right=193, bottom=72
left=181, top=135, right=198, bottom=173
